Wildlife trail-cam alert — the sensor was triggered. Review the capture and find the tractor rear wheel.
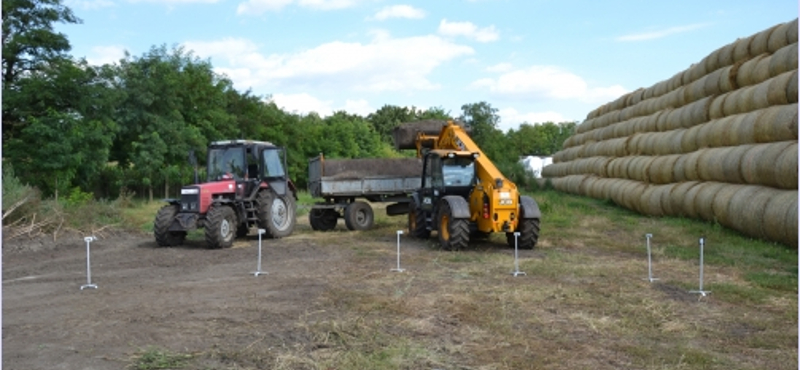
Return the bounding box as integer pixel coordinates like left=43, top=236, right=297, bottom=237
left=344, top=201, right=374, bottom=231
left=408, top=199, right=430, bottom=239
left=309, top=208, right=338, bottom=231
left=507, top=218, right=540, bottom=250
left=154, top=205, right=186, bottom=247
left=205, top=205, right=237, bottom=249
left=257, top=191, right=296, bottom=238
left=437, top=201, right=469, bottom=251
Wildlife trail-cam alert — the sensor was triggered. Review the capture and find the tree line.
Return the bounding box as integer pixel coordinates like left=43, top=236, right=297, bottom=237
left=2, top=0, right=577, bottom=201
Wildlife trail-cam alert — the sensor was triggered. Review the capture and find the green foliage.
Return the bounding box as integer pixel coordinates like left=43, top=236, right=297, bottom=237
left=507, top=121, right=577, bottom=156
left=2, top=165, right=40, bottom=221
left=130, top=347, right=192, bottom=370
left=64, top=186, right=93, bottom=207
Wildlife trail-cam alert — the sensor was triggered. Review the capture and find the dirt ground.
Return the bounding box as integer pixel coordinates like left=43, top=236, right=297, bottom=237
left=3, top=211, right=797, bottom=370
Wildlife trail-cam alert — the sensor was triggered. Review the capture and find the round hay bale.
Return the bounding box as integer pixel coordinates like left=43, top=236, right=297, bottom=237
left=729, top=185, right=773, bottom=238
left=704, top=46, right=724, bottom=73
left=683, top=96, right=712, bottom=128
left=717, top=66, right=736, bottom=94
left=672, top=155, right=690, bottom=182
left=784, top=197, right=798, bottom=246
left=767, top=22, right=790, bottom=53
left=742, top=141, right=795, bottom=187
left=652, top=133, right=672, bottom=156
left=711, top=184, right=746, bottom=227
left=751, top=78, right=772, bottom=111
left=685, top=63, right=707, bottom=85
left=627, top=133, right=645, bottom=156
left=581, top=175, right=599, bottom=197
left=681, top=180, right=707, bottom=218
left=775, top=143, right=798, bottom=189
left=696, top=148, right=730, bottom=182
left=767, top=70, right=794, bottom=105
left=641, top=185, right=664, bottom=216
left=627, top=181, right=648, bottom=213
left=656, top=109, right=673, bottom=132
left=786, top=70, right=798, bottom=103
left=754, top=104, right=798, bottom=143
left=716, top=43, right=736, bottom=68
left=695, top=182, right=728, bottom=222
left=708, top=93, right=728, bottom=120
left=670, top=181, right=701, bottom=217
left=735, top=85, right=759, bottom=115
left=722, top=89, right=744, bottom=116
left=687, top=78, right=707, bottom=103
left=788, top=18, right=799, bottom=44
left=751, top=55, right=773, bottom=86
left=681, top=125, right=702, bottom=153
left=607, top=157, right=625, bottom=179
left=683, top=150, right=705, bottom=181
left=750, top=24, right=780, bottom=56
left=720, top=145, right=750, bottom=183
left=704, top=69, right=724, bottom=97
left=694, top=119, right=718, bottom=149
left=736, top=54, right=766, bottom=87
left=768, top=43, right=798, bottom=78
left=668, top=129, right=687, bottom=154
left=733, top=35, right=756, bottom=63
left=728, top=111, right=759, bottom=146
left=763, top=191, right=797, bottom=245
left=648, top=154, right=680, bottom=184
left=626, top=156, right=651, bottom=182
left=659, top=183, right=678, bottom=216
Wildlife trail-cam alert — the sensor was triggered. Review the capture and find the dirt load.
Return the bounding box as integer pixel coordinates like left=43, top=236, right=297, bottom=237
left=322, top=158, right=423, bottom=179
left=393, top=120, right=471, bottom=150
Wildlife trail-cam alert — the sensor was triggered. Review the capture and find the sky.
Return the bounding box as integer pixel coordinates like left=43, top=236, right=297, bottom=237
left=58, top=0, right=797, bottom=132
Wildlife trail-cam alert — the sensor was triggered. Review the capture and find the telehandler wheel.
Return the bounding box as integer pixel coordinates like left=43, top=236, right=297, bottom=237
left=408, top=199, right=430, bottom=239
left=507, top=218, right=540, bottom=250
left=437, top=201, right=469, bottom=251
left=309, top=208, right=338, bottom=231
left=257, top=190, right=296, bottom=238
left=205, top=205, right=237, bottom=249
left=344, top=201, right=374, bottom=231
left=154, top=204, right=186, bottom=247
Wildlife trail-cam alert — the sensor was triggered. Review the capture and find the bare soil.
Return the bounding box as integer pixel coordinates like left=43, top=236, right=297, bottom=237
left=322, top=158, right=423, bottom=179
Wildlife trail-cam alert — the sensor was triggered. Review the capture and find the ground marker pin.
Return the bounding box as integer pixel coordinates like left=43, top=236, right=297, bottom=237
left=689, top=237, right=710, bottom=297
left=391, top=230, right=405, bottom=272
left=80, top=236, right=98, bottom=290
left=252, top=229, right=267, bottom=276
left=644, top=233, right=658, bottom=282
left=511, top=232, right=526, bottom=277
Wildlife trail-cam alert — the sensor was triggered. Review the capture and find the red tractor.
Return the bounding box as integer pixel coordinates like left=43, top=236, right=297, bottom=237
left=153, top=140, right=297, bottom=249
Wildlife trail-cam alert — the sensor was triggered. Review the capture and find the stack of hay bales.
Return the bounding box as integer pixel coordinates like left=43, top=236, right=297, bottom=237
left=543, top=19, right=798, bottom=247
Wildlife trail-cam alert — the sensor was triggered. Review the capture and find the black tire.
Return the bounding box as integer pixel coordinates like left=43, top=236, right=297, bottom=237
left=507, top=218, right=540, bottom=250
left=344, top=201, right=374, bottom=231
left=205, top=205, right=237, bottom=249
left=437, top=201, right=469, bottom=251
left=236, top=224, right=250, bottom=238
left=154, top=204, right=186, bottom=247
left=408, top=198, right=430, bottom=239
left=309, top=208, right=338, bottom=231
left=257, top=191, right=296, bottom=238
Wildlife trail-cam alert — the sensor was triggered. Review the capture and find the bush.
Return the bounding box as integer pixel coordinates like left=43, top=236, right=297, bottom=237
left=2, top=166, right=41, bottom=222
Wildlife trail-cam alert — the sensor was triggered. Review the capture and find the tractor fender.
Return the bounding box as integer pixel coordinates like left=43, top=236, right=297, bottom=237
left=519, top=195, right=541, bottom=219
left=162, top=198, right=180, bottom=205
left=439, top=196, right=471, bottom=219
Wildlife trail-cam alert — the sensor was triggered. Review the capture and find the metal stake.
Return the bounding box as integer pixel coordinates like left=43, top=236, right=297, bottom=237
left=253, top=229, right=267, bottom=276
left=511, top=232, right=526, bottom=277
left=80, top=236, right=98, bottom=290
left=644, top=233, right=658, bottom=282
left=391, top=230, right=405, bottom=272
left=689, top=237, right=710, bottom=296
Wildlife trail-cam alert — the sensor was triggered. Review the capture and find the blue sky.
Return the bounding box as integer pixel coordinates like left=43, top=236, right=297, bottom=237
left=59, top=0, right=797, bottom=132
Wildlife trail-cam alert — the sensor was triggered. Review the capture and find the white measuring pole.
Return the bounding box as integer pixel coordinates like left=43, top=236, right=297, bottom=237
left=644, top=233, right=658, bottom=282
left=253, top=229, right=267, bottom=276
left=391, top=230, right=405, bottom=272
left=511, top=232, right=526, bottom=277
left=80, top=236, right=98, bottom=290
left=689, top=237, right=710, bottom=296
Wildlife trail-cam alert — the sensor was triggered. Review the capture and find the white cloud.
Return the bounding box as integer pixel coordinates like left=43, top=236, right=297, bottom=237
left=369, top=5, right=425, bottom=20
left=237, top=0, right=360, bottom=14
left=341, top=99, right=374, bottom=116
left=486, top=62, right=513, bottom=73
left=616, top=23, right=710, bottom=42
left=130, top=0, right=219, bottom=3
left=470, top=65, right=628, bottom=103
left=438, top=19, right=499, bottom=42
left=65, top=0, right=114, bottom=10
left=86, top=45, right=127, bottom=65
left=183, top=35, right=473, bottom=93
left=497, top=107, right=567, bottom=131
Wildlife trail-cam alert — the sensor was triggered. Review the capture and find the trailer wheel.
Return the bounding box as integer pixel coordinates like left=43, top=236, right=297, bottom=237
left=154, top=204, right=186, bottom=247
left=205, top=205, right=237, bottom=249
left=309, top=208, right=338, bottom=231
left=344, top=201, right=374, bottom=231
left=437, top=201, right=469, bottom=251
left=507, top=218, right=540, bottom=250
left=408, top=199, right=430, bottom=239
left=257, top=190, right=296, bottom=238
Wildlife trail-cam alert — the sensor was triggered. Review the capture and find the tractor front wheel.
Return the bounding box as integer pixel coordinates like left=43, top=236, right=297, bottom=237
left=154, top=205, right=186, bottom=247
left=258, top=191, right=296, bottom=238
left=205, top=205, right=237, bottom=249
left=437, top=201, right=469, bottom=251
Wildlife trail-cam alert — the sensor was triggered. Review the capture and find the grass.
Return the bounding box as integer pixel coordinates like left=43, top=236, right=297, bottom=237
left=85, top=188, right=798, bottom=369
left=129, top=347, right=193, bottom=370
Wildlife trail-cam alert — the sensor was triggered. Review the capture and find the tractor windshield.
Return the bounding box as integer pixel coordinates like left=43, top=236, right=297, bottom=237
left=208, top=147, right=246, bottom=181
left=262, top=148, right=286, bottom=178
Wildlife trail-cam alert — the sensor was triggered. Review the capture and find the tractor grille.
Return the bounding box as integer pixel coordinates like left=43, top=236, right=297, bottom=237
left=180, top=193, right=200, bottom=212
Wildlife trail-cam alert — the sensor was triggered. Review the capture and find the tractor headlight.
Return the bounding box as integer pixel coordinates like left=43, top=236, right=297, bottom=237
left=181, top=188, right=199, bottom=195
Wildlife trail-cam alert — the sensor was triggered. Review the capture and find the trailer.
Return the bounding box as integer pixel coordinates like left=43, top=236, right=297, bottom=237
left=307, top=154, right=423, bottom=231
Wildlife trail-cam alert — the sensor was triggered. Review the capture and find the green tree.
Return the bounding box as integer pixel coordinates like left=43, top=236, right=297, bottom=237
left=459, top=101, right=513, bottom=164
